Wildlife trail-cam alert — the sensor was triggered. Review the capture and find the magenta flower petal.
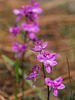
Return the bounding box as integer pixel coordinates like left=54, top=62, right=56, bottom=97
left=28, top=33, right=37, bottom=40
left=15, top=15, right=21, bottom=22
left=30, top=1, right=36, bottom=5
left=50, top=61, right=57, bottom=66
left=37, top=39, right=42, bottom=45
left=13, top=9, right=20, bottom=15
left=44, top=60, right=48, bottom=66
left=32, top=65, right=37, bottom=71
left=22, top=43, right=27, bottom=51
left=42, top=42, right=48, bottom=49
left=37, top=53, right=45, bottom=62
left=32, top=8, right=43, bottom=14
left=50, top=53, right=57, bottom=60
left=9, top=25, right=20, bottom=37
left=45, top=78, right=52, bottom=86
left=37, top=66, right=41, bottom=74
left=12, top=42, right=18, bottom=52
left=42, top=51, right=50, bottom=57
left=32, top=77, right=36, bottom=87
left=54, top=77, right=63, bottom=83
left=25, top=73, right=35, bottom=80
left=57, top=84, right=65, bottom=89
left=33, top=13, right=38, bottom=19
left=45, top=65, right=52, bottom=74
left=15, top=51, right=22, bottom=58
left=31, top=45, right=42, bottom=52
left=9, top=28, right=13, bottom=33
left=53, top=89, right=58, bottom=97
left=30, top=26, right=40, bottom=33
left=21, top=23, right=28, bottom=31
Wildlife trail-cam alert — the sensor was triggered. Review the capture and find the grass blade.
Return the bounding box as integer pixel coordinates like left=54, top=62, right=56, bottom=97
left=15, top=48, right=19, bottom=100
left=66, top=56, right=73, bottom=100
left=70, top=27, right=75, bottom=64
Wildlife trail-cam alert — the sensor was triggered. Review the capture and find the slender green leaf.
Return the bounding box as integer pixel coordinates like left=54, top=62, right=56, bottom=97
left=15, top=48, right=19, bottom=100
left=66, top=56, right=73, bottom=100
left=70, top=27, right=75, bottom=64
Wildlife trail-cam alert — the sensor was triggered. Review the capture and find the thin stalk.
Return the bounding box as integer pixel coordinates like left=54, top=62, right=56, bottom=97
left=66, top=56, right=73, bottom=100
left=42, top=64, right=50, bottom=100
left=70, top=27, right=75, bottom=65
left=15, top=47, right=19, bottom=100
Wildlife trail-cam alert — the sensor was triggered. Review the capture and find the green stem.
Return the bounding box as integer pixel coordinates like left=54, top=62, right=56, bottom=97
left=15, top=47, right=19, bottom=100
left=66, top=56, right=73, bottom=100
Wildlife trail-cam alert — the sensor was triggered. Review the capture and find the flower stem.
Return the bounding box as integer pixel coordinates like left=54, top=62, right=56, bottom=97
left=42, top=64, right=50, bottom=100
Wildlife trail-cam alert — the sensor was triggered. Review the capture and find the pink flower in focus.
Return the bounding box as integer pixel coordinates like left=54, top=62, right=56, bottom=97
left=45, top=77, right=65, bottom=97
left=37, top=51, right=57, bottom=73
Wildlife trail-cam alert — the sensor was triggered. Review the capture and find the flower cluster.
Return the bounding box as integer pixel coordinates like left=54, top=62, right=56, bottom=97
left=31, top=40, right=57, bottom=73
left=9, top=0, right=65, bottom=98
left=26, top=40, right=65, bottom=97
left=9, top=1, right=42, bottom=57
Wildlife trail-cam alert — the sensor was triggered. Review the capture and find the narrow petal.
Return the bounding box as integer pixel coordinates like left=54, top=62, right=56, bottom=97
left=31, top=45, right=42, bottom=52
left=15, top=16, right=21, bottom=22
left=13, top=9, right=20, bottom=15
left=53, top=89, right=58, bottom=97
left=54, top=77, right=63, bottom=83
left=37, top=53, right=45, bottom=62
left=45, top=65, right=52, bottom=74
left=45, top=78, right=52, bottom=86
left=50, top=53, right=57, bottom=60
left=25, top=73, right=34, bottom=80
left=37, top=66, right=41, bottom=74
left=32, top=8, right=43, bottom=14
left=57, top=84, right=65, bottom=89
left=32, top=78, right=36, bottom=87
left=42, top=42, right=48, bottom=49
left=37, top=39, right=42, bottom=45
left=32, top=65, right=37, bottom=71
left=33, top=13, right=38, bottom=19
left=50, top=61, right=57, bottom=66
